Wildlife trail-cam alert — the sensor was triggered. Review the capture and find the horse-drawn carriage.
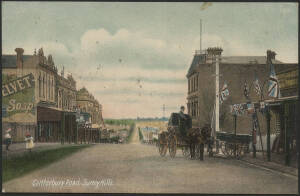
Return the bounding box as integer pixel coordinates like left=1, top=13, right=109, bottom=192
left=157, top=113, right=211, bottom=160
left=216, top=131, right=251, bottom=158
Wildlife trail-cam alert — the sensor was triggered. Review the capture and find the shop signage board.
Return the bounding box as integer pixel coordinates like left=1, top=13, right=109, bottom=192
left=278, top=69, right=298, bottom=90
left=2, top=73, right=36, bottom=123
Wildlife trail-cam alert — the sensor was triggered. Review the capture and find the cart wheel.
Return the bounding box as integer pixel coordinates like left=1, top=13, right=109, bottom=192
left=168, top=134, right=177, bottom=158
left=225, top=143, right=234, bottom=157
left=236, top=144, right=245, bottom=159
left=182, top=146, right=190, bottom=158
left=220, top=141, right=227, bottom=155
left=158, top=135, right=167, bottom=157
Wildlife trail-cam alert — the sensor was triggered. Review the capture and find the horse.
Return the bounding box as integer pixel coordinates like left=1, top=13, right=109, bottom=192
left=186, top=124, right=212, bottom=160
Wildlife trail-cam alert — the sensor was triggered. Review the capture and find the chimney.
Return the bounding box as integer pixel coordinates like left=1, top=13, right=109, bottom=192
left=15, top=48, right=24, bottom=69
left=207, top=47, right=223, bottom=56
left=267, top=50, right=276, bottom=62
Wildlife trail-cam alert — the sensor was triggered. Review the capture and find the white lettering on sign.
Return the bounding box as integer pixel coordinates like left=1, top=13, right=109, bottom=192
left=2, top=74, right=35, bottom=97
left=7, top=99, right=34, bottom=112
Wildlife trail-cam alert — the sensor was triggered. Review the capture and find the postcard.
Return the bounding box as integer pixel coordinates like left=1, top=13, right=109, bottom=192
left=1, top=1, right=299, bottom=194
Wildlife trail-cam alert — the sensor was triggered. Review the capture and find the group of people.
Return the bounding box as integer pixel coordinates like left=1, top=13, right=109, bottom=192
left=4, top=128, right=34, bottom=152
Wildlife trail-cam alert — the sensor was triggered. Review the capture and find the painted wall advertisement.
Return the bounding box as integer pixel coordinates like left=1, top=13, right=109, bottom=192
left=2, top=73, right=36, bottom=123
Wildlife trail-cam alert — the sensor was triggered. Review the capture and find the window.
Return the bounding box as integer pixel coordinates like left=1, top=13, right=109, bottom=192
left=48, top=75, right=50, bottom=100
left=196, top=74, right=199, bottom=91
left=194, top=77, right=196, bottom=91
left=42, top=74, right=45, bottom=98
left=52, top=78, right=54, bottom=101
left=39, top=73, right=42, bottom=97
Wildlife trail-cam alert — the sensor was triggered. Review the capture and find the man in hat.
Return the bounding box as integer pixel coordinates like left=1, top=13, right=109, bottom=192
left=178, top=106, right=188, bottom=137
left=4, top=128, right=12, bottom=151
left=179, top=106, right=186, bottom=119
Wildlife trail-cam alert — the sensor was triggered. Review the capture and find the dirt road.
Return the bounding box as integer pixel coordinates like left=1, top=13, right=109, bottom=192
left=130, top=125, right=140, bottom=144
left=2, top=143, right=298, bottom=194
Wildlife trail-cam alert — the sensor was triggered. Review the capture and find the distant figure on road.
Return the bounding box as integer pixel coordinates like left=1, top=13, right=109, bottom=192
left=4, top=128, right=12, bottom=151
left=25, top=133, right=34, bottom=152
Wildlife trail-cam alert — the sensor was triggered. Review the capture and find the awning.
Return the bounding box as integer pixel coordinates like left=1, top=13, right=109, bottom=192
left=37, top=106, right=62, bottom=122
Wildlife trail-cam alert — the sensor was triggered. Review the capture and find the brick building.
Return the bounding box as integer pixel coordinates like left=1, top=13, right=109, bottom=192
left=186, top=48, right=297, bottom=136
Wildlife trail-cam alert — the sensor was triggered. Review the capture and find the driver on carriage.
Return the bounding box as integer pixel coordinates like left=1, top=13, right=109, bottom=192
left=178, top=106, right=189, bottom=137
left=179, top=106, right=186, bottom=120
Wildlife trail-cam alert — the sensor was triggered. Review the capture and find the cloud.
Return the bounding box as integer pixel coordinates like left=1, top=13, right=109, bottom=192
left=78, top=28, right=190, bottom=70
left=3, top=25, right=296, bottom=118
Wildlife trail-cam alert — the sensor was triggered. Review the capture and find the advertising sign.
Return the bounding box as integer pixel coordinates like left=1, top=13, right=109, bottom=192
left=2, top=73, right=36, bottom=123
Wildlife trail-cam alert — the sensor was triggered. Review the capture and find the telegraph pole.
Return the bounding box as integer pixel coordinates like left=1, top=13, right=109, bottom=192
left=207, top=47, right=223, bottom=138
left=200, top=19, right=202, bottom=52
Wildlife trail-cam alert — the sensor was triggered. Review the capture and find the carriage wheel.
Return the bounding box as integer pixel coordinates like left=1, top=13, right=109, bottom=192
left=225, top=143, right=234, bottom=157
left=182, top=146, right=190, bottom=158
left=220, top=141, right=227, bottom=155
left=158, top=136, right=167, bottom=157
left=236, top=144, right=245, bottom=159
left=168, top=135, right=177, bottom=158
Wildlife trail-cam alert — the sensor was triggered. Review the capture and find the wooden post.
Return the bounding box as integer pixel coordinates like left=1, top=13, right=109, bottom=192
left=266, top=109, right=271, bottom=161
left=284, top=102, right=290, bottom=166
left=75, top=121, right=78, bottom=144
left=255, top=112, right=264, bottom=159
left=252, top=113, right=256, bottom=158
left=234, top=114, right=237, bottom=157
left=84, top=127, right=86, bottom=144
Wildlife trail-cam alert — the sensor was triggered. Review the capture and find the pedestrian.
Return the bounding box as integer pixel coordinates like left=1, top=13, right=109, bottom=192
left=25, top=133, right=35, bottom=152
left=4, top=128, right=12, bottom=151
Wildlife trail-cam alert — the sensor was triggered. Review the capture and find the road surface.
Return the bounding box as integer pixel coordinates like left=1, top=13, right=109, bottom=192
left=3, top=142, right=298, bottom=194
left=130, top=125, right=140, bottom=144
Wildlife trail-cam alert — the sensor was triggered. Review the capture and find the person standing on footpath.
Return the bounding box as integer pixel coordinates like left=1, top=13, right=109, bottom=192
left=4, top=128, right=12, bottom=151
left=25, top=133, right=35, bottom=152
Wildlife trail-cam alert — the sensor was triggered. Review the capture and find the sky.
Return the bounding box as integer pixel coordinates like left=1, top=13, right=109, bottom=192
left=2, top=2, right=298, bottom=118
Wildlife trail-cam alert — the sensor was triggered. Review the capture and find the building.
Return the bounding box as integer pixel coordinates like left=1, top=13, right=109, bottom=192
left=268, top=66, right=298, bottom=165
left=186, top=48, right=298, bottom=166
left=2, top=48, right=77, bottom=143
left=76, top=87, right=104, bottom=128
left=186, top=48, right=297, bottom=134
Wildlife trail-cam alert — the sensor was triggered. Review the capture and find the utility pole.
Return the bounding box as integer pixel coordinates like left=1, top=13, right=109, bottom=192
left=207, top=47, right=223, bottom=140
left=200, top=19, right=202, bottom=52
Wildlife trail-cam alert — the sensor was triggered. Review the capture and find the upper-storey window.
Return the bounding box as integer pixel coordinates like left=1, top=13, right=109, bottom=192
left=38, top=73, right=42, bottom=98
left=196, top=74, right=199, bottom=91
left=42, top=74, right=45, bottom=98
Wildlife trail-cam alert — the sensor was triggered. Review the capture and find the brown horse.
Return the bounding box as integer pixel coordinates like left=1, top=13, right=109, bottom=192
left=187, top=124, right=212, bottom=160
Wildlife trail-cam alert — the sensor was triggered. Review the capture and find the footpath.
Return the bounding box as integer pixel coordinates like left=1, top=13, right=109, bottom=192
left=2, top=142, right=76, bottom=159
left=240, top=152, right=298, bottom=177
left=215, top=151, right=298, bottom=177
